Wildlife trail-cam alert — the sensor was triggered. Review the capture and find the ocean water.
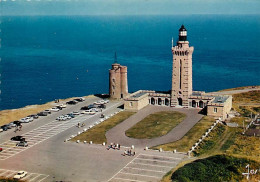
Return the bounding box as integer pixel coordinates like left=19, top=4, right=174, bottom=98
left=0, top=15, right=260, bottom=110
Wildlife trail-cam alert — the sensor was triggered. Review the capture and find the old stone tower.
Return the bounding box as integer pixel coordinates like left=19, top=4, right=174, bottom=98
left=109, top=53, right=128, bottom=99
left=171, top=25, right=194, bottom=107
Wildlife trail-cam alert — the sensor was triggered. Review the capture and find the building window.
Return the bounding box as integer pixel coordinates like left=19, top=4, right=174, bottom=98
left=130, top=102, right=133, bottom=107
left=112, top=85, right=115, bottom=90
left=214, top=108, right=217, bottom=113
left=112, top=78, right=115, bottom=83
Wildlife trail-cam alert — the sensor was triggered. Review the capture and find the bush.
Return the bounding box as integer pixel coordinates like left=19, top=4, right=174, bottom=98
left=171, top=155, right=259, bottom=182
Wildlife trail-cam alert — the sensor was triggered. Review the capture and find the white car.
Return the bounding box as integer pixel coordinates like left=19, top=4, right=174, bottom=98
left=20, top=118, right=30, bottom=123
left=58, top=104, right=67, bottom=108
left=64, top=115, right=72, bottom=120
left=104, top=100, right=109, bottom=104
left=72, top=111, right=80, bottom=115
left=56, top=116, right=65, bottom=121
left=25, top=117, right=33, bottom=122
left=13, top=171, right=27, bottom=179
left=90, top=108, right=99, bottom=112
left=93, top=101, right=101, bottom=105
left=0, top=128, right=3, bottom=132
left=81, top=110, right=95, bottom=115
left=50, top=107, right=60, bottom=112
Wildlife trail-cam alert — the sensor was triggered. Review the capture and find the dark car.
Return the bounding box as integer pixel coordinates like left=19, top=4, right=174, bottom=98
left=37, top=112, right=48, bottom=116
left=28, top=114, right=39, bottom=119
left=67, top=100, right=78, bottom=105
left=74, top=98, right=84, bottom=102
left=81, top=106, right=89, bottom=110
left=16, top=141, right=28, bottom=147
left=11, top=136, right=25, bottom=141
left=1, top=125, right=9, bottom=131
left=68, top=113, right=75, bottom=118
left=13, top=121, right=21, bottom=126
left=56, top=106, right=63, bottom=110
left=98, top=104, right=106, bottom=109
left=0, top=148, right=2, bottom=152
left=81, top=104, right=95, bottom=110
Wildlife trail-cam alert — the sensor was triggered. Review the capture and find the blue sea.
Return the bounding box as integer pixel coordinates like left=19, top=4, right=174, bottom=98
left=0, top=15, right=260, bottom=110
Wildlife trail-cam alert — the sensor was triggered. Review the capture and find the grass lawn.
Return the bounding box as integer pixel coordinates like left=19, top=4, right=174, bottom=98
left=71, top=111, right=135, bottom=144
left=152, top=116, right=215, bottom=151
left=125, top=111, right=186, bottom=139
left=218, top=85, right=260, bottom=92
left=232, top=90, right=260, bottom=117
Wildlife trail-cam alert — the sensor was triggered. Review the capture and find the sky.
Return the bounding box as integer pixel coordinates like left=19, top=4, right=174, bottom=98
left=1, top=0, right=260, bottom=16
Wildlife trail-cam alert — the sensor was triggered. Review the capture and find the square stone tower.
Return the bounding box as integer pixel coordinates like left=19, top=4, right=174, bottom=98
left=171, top=25, right=194, bottom=107
left=109, top=53, right=128, bottom=99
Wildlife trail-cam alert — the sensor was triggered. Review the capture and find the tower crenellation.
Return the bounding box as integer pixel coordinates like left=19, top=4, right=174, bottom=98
left=109, top=53, right=128, bottom=99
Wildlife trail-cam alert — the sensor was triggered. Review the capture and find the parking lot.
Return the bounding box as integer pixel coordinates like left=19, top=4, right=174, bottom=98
left=0, top=97, right=188, bottom=182
left=0, top=100, right=122, bottom=161
left=0, top=168, right=48, bottom=182
left=109, top=152, right=185, bottom=182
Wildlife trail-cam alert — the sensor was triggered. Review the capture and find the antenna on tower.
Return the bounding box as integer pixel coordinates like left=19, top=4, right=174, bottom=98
left=172, top=37, right=174, bottom=47
left=114, top=52, right=117, bottom=63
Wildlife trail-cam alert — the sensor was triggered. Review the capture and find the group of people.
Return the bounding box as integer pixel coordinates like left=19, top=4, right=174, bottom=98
left=123, top=149, right=135, bottom=156
left=107, top=143, right=121, bottom=150
left=77, top=122, right=85, bottom=128
left=14, top=124, right=22, bottom=132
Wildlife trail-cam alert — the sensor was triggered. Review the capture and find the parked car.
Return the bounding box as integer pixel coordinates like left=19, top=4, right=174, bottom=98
left=98, top=104, right=106, bottom=109
left=90, top=108, right=99, bottom=112
left=56, top=116, right=66, bottom=121
left=19, top=118, right=30, bottom=123
left=66, top=100, right=78, bottom=105
left=11, top=136, right=25, bottom=141
left=0, top=128, right=3, bottom=132
left=80, top=104, right=95, bottom=110
left=44, top=110, right=51, bottom=114
left=25, top=117, right=34, bottom=122
left=37, top=112, right=48, bottom=116
left=74, top=98, right=84, bottom=102
left=1, top=125, right=9, bottom=131
left=72, top=111, right=80, bottom=115
left=0, top=147, right=2, bottom=152
left=94, top=101, right=102, bottom=105
left=8, top=122, right=16, bottom=128
left=13, top=171, right=28, bottom=179
left=50, top=107, right=60, bottom=112
left=13, top=121, right=21, bottom=126
left=63, top=115, right=72, bottom=120
left=81, top=106, right=89, bottom=110
left=16, top=141, right=28, bottom=147
left=81, top=110, right=96, bottom=115
left=58, top=104, right=67, bottom=108
left=67, top=113, right=75, bottom=118
left=56, top=106, right=63, bottom=110
left=28, top=114, right=39, bottom=119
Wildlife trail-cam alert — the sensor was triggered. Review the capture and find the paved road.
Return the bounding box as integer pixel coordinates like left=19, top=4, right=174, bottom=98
left=106, top=105, right=203, bottom=148
left=0, top=100, right=194, bottom=182
left=0, top=97, right=130, bottom=182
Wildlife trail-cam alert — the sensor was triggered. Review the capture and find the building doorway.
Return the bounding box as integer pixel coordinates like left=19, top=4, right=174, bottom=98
left=151, top=98, right=155, bottom=105
left=178, top=98, right=183, bottom=106
left=199, top=101, right=204, bottom=108
left=165, top=99, right=169, bottom=106
left=158, top=98, right=162, bottom=105
left=192, top=100, right=196, bottom=107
